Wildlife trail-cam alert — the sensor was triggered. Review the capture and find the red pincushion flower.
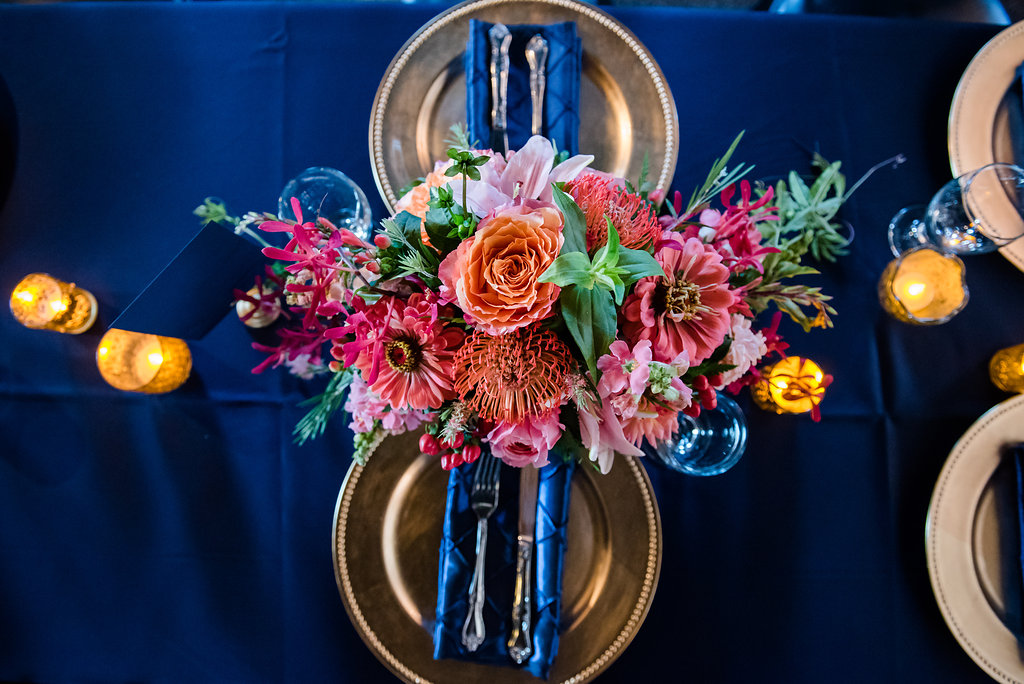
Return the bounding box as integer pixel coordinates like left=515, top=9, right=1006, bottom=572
left=565, top=173, right=661, bottom=253
left=453, top=325, right=574, bottom=424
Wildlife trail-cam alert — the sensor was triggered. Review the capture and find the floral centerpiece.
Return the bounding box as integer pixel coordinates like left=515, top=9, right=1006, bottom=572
left=208, top=129, right=861, bottom=474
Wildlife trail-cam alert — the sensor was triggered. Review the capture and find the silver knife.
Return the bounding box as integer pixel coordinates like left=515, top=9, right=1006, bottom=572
left=525, top=35, right=548, bottom=137
left=507, top=465, right=537, bottom=664
left=488, top=23, right=512, bottom=154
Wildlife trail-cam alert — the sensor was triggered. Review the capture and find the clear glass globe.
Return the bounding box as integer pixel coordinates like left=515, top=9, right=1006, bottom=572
left=278, top=167, right=373, bottom=242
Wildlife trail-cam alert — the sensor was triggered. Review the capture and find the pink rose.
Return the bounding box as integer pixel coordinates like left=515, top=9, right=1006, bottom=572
left=487, top=410, right=563, bottom=468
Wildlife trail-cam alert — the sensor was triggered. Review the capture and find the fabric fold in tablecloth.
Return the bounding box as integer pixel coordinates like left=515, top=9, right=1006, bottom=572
left=433, top=455, right=575, bottom=679
left=465, top=19, right=581, bottom=156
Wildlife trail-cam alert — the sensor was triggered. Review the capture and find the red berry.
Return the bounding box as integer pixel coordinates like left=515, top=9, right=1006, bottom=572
left=440, top=432, right=465, bottom=450
left=419, top=434, right=440, bottom=456
left=461, top=444, right=482, bottom=464
left=682, top=403, right=702, bottom=418
left=440, top=452, right=457, bottom=470
left=700, top=390, right=718, bottom=410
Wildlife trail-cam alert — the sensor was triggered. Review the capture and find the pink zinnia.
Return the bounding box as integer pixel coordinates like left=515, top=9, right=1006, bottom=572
left=621, top=233, right=734, bottom=364
left=345, top=293, right=464, bottom=411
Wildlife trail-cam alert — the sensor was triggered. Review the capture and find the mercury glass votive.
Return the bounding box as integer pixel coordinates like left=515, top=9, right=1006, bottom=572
left=751, top=356, right=830, bottom=417
left=878, top=246, right=968, bottom=325
left=989, top=343, right=1024, bottom=393
left=96, top=328, right=192, bottom=393
left=10, top=273, right=97, bottom=334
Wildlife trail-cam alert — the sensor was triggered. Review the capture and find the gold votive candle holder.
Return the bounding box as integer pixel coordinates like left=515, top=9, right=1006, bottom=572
left=989, top=343, right=1024, bottom=393
left=96, top=328, right=192, bottom=394
left=235, top=285, right=281, bottom=329
left=10, top=273, right=97, bottom=334
left=878, top=246, right=968, bottom=325
left=752, top=356, right=831, bottom=419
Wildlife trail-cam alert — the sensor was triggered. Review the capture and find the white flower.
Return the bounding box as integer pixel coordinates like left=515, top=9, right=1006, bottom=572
left=716, top=314, right=767, bottom=388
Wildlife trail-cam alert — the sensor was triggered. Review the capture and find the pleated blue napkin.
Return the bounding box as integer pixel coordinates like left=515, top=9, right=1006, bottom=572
left=433, top=455, right=575, bottom=679
left=1009, top=443, right=1024, bottom=644
left=465, top=19, right=581, bottom=156
left=1007, top=65, right=1024, bottom=165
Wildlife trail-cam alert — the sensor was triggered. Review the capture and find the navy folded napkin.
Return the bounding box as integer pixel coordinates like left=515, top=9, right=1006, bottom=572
left=1009, top=443, right=1024, bottom=645
left=110, top=220, right=266, bottom=339
left=1007, top=65, right=1024, bottom=167
left=433, top=455, right=575, bottom=679
left=465, top=20, right=581, bottom=156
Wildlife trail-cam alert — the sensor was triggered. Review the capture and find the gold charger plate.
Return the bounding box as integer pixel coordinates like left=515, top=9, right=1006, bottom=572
left=948, top=20, right=1024, bottom=272
left=368, top=0, right=678, bottom=214
left=332, top=429, right=662, bottom=684
left=926, top=394, right=1024, bottom=683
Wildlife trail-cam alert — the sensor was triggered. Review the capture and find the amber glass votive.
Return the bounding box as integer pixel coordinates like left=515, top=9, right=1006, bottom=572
left=96, top=328, right=192, bottom=393
left=752, top=356, right=830, bottom=417
left=878, top=246, right=968, bottom=325
left=989, top=343, right=1024, bottom=393
left=10, top=273, right=97, bottom=334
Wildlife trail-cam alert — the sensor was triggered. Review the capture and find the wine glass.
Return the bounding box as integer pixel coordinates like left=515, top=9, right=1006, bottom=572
left=888, top=162, right=1024, bottom=257
left=279, top=167, right=373, bottom=242
left=641, top=394, right=748, bottom=477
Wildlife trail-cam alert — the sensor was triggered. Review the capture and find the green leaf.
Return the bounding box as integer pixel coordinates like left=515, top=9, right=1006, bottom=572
left=552, top=185, right=588, bottom=254
left=602, top=217, right=620, bottom=264
left=560, top=285, right=597, bottom=378
left=591, top=289, right=617, bottom=363
left=560, top=284, right=617, bottom=379
left=538, top=252, right=595, bottom=288
left=615, top=247, right=664, bottom=285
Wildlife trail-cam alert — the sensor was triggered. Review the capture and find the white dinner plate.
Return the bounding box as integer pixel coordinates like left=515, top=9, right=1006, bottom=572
left=926, top=394, right=1024, bottom=683
left=948, top=20, right=1024, bottom=272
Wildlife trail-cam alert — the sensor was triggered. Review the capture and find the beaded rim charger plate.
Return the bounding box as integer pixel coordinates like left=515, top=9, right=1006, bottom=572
left=332, top=429, right=662, bottom=684
left=948, top=19, right=1024, bottom=272
left=926, top=394, right=1024, bottom=683
left=368, top=0, right=678, bottom=214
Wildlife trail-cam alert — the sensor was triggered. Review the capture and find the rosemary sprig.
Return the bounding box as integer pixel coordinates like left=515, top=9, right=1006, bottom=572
left=293, top=370, right=353, bottom=446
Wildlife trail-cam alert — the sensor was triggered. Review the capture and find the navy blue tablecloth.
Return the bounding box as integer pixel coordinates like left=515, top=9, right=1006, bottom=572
left=0, top=3, right=1016, bottom=682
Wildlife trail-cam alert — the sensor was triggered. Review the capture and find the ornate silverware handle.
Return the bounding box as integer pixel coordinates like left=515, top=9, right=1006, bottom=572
left=526, top=35, right=548, bottom=137
left=461, top=516, right=489, bottom=651
left=488, top=24, right=512, bottom=153
left=507, top=537, right=533, bottom=664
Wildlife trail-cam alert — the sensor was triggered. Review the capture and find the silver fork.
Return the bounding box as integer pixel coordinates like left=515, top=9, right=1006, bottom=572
left=461, top=452, right=501, bottom=651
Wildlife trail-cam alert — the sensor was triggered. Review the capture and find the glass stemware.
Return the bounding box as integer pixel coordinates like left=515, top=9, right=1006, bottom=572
left=642, top=394, right=748, bottom=476
left=279, top=167, right=373, bottom=242
left=888, top=162, right=1024, bottom=258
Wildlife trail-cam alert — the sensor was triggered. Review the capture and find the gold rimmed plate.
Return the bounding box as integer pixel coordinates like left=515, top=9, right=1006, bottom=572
left=926, top=394, right=1024, bottom=683
left=368, top=0, right=678, bottom=214
left=332, top=429, right=662, bottom=684
left=948, top=20, right=1024, bottom=272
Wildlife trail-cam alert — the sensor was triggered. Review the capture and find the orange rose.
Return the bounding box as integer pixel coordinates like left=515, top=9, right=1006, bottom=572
left=395, top=161, right=453, bottom=222
left=438, top=201, right=563, bottom=335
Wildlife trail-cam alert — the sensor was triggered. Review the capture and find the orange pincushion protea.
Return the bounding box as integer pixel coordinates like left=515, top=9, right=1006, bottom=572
left=453, top=325, right=574, bottom=424
left=565, top=173, right=661, bottom=253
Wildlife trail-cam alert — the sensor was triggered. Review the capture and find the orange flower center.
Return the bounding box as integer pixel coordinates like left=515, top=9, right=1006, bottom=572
left=384, top=339, right=420, bottom=373
left=664, top=280, right=713, bottom=322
